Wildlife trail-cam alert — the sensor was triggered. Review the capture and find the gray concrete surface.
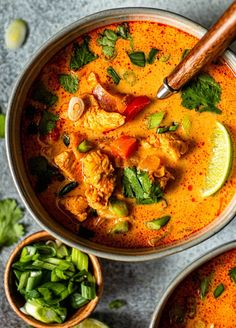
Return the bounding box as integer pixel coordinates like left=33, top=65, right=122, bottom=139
left=0, top=1, right=235, bottom=327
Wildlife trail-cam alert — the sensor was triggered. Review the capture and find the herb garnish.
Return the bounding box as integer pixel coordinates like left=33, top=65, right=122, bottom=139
left=181, top=48, right=190, bottom=60
left=28, top=156, right=64, bottom=192
left=63, top=134, right=70, bottom=147
left=59, top=74, right=79, bottom=94
left=200, top=275, right=212, bottom=300
left=39, top=111, right=59, bottom=136
left=147, top=48, right=159, bottom=64
left=109, top=299, right=127, bottom=310
left=107, top=66, right=121, bottom=85
left=110, top=221, right=129, bottom=234
left=145, top=215, right=171, bottom=230
left=148, top=111, right=165, bottom=129
left=213, top=283, right=224, bottom=298
left=0, top=199, right=24, bottom=249
left=181, top=73, right=222, bottom=114
left=70, top=36, right=98, bottom=71
left=128, top=51, right=146, bottom=67
left=157, top=122, right=179, bottom=134
left=159, top=53, right=171, bottom=62
left=32, top=81, right=58, bottom=107
left=122, top=167, right=163, bottom=204
left=97, top=23, right=133, bottom=59
left=58, top=181, right=78, bottom=197
left=229, top=267, right=236, bottom=283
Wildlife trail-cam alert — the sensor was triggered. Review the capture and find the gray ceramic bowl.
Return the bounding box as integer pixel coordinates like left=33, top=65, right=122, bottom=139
left=6, top=8, right=236, bottom=261
left=149, top=240, right=236, bottom=327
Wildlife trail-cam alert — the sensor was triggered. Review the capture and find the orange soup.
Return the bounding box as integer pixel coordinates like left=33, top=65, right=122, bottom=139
left=21, top=21, right=236, bottom=248
left=159, top=248, right=236, bottom=327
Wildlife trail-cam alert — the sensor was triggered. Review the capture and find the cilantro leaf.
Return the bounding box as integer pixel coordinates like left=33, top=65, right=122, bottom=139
left=59, top=74, right=79, bottom=94
left=122, top=167, right=163, bottom=204
left=28, top=156, right=64, bottom=192
left=39, top=111, right=59, bottom=136
left=181, top=73, right=222, bottom=114
left=70, top=36, right=98, bottom=71
left=32, top=81, right=58, bottom=107
left=0, top=113, right=6, bottom=138
left=0, top=199, right=25, bottom=248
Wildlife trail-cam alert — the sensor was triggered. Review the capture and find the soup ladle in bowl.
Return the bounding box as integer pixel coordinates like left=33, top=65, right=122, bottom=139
left=157, top=0, right=236, bottom=99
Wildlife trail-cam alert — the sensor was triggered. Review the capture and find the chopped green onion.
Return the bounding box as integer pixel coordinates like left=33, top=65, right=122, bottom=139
left=63, top=134, right=70, bottom=147
left=182, top=115, right=191, bottom=135
left=81, top=281, right=96, bottom=300
left=78, top=140, right=93, bottom=153
left=157, top=122, right=179, bottom=134
left=70, top=293, right=89, bottom=309
left=111, top=221, right=129, bottom=234
left=145, top=215, right=171, bottom=230
left=147, top=48, right=159, bottom=64
left=123, top=70, right=137, bottom=86
left=25, top=271, right=42, bottom=291
left=181, top=49, right=190, bottom=60
left=58, top=181, right=78, bottom=197
left=18, top=271, right=30, bottom=290
left=107, top=66, right=121, bottom=85
left=128, top=51, right=146, bottom=67
left=109, top=299, right=126, bottom=309
left=148, top=111, right=165, bottom=129
left=71, top=248, right=89, bottom=271
left=229, top=267, right=236, bottom=283
left=20, top=246, right=37, bottom=263
left=159, top=53, right=171, bottom=62
left=200, top=275, right=211, bottom=300
left=157, top=126, right=169, bottom=134
left=168, top=122, right=179, bottom=131
left=109, top=199, right=129, bottom=217
left=213, top=283, right=224, bottom=298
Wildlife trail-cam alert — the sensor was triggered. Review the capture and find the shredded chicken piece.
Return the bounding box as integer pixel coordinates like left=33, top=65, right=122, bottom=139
left=54, top=150, right=81, bottom=181
left=146, top=133, right=188, bottom=161
left=82, top=150, right=115, bottom=210
left=139, top=154, right=174, bottom=189
left=82, top=95, right=125, bottom=132
left=59, top=195, right=88, bottom=222
left=87, top=72, right=125, bottom=113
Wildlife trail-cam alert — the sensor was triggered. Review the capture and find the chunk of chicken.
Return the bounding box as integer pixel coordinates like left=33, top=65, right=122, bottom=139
left=59, top=196, right=88, bottom=222
left=139, top=154, right=174, bottom=189
left=82, top=95, right=125, bottom=132
left=82, top=150, right=115, bottom=210
left=54, top=150, right=81, bottom=181
left=87, top=72, right=125, bottom=113
left=147, top=133, right=188, bottom=161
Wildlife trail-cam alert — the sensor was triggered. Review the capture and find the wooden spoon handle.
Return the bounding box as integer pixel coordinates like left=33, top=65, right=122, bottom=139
left=167, top=1, right=236, bottom=91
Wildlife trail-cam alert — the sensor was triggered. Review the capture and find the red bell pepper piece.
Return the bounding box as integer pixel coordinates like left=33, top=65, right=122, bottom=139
left=123, top=96, right=151, bottom=121
left=111, top=135, right=139, bottom=159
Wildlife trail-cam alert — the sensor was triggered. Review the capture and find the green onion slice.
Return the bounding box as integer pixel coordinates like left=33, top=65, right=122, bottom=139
left=145, top=215, right=171, bottom=230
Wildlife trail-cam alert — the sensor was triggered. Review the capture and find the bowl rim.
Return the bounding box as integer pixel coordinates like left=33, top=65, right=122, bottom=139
left=4, top=230, right=103, bottom=328
left=149, top=240, right=236, bottom=327
left=6, top=7, right=236, bottom=262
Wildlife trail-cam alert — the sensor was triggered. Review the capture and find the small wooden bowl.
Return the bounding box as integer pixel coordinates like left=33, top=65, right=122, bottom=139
left=4, top=231, right=103, bottom=328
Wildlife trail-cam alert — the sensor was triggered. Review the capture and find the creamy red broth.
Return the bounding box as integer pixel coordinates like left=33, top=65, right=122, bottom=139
left=21, top=21, right=236, bottom=248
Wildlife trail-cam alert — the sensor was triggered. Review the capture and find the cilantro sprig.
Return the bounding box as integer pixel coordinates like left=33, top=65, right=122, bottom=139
left=122, top=167, right=163, bottom=204
left=59, top=74, right=79, bottom=94
left=70, top=36, right=98, bottom=71
left=181, top=73, right=222, bottom=114
left=0, top=199, right=25, bottom=249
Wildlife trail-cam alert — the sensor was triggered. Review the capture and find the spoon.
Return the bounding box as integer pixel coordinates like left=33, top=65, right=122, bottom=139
left=157, top=0, right=236, bottom=99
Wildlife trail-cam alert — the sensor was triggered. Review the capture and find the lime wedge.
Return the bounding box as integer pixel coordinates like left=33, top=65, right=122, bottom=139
left=202, top=121, right=233, bottom=198
left=74, top=318, right=109, bottom=328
